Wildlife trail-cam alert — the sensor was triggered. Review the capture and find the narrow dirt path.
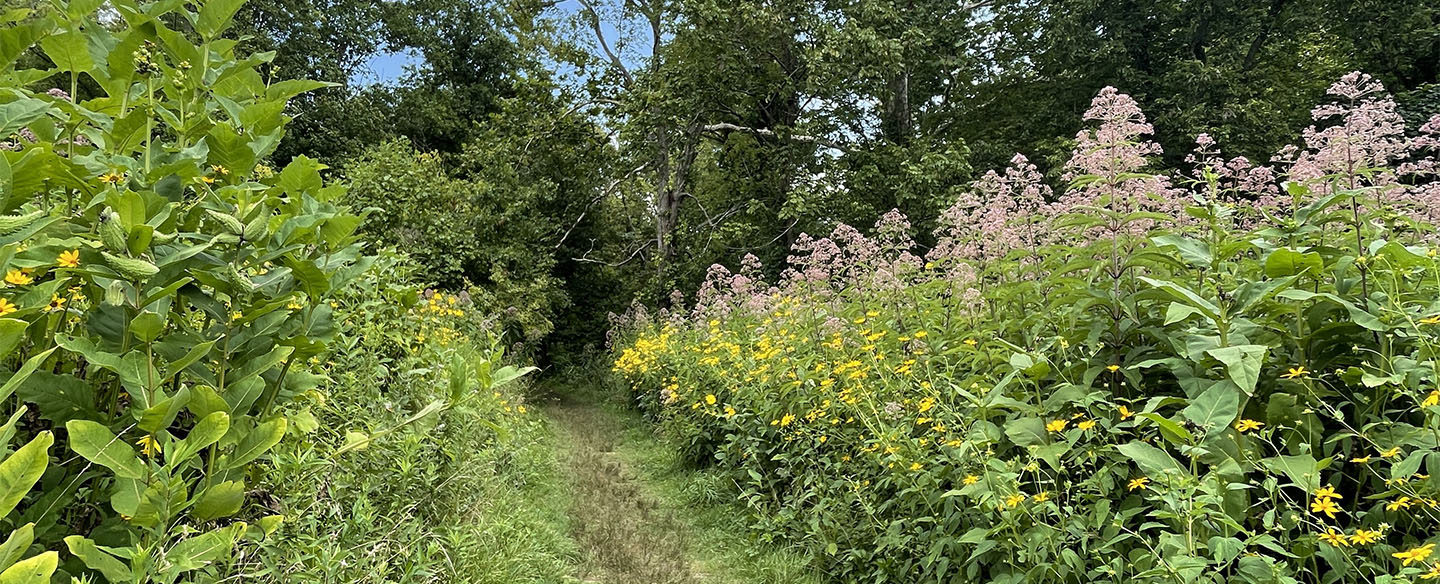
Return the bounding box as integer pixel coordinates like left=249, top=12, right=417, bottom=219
left=545, top=392, right=704, bottom=584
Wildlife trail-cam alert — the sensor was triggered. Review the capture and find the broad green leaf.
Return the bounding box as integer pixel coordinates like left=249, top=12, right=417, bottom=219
left=195, top=0, right=246, bottom=39
left=1204, top=345, right=1267, bottom=395
left=1003, top=417, right=1048, bottom=447
left=191, top=480, right=244, bottom=521
left=0, top=433, right=50, bottom=518
left=488, top=365, right=538, bottom=391
left=172, top=412, right=229, bottom=464
left=1139, top=412, right=1193, bottom=445
left=1152, top=234, right=1212, bottom=267
left=0, top=99, right=52, bottom=138
left=0, top=319, right=28, bottom=362
left=1263, top=248, right=1322, bottom=278
left=224, top=417, right=285, bottom=469
left=1115, top=441, right=1186, bottom=478
left=38, top=30, right=92, bottom=73
left=0, top=550, right=56, bottom=583
left=1181, top=383, right=1241, bottom=432
left=62, top=536, right=129, bottom=583
left=1262, top=454, right=1324, bottom=492
left=65, top=420, right=144, bottom=479
left=164, top=523, right=242, bottom=574
left=14, top=372, right=99, bottom=425
left=0, top=524, right=33, bottom=572
left=0, top=347, right=58, bottom=403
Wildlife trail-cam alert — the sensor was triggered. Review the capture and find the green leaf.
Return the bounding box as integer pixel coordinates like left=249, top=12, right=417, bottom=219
left=38, top=29, right=92, bottom=73
left=1138, top=412, right=1193, bottom=445
left=224, top=417, right=285, bottom=469
left=1004, top=417, right=1048, bottom=447
left=1115, top=441, right=1186, bottom=478
left=1262, top=454, right=1323, bottom=492
left=65, top=420, right=143, bottom=479
left=172, top=412, right=229, bottom=464
left=0, top=433, right=50, bottom=518
left=0, top=338, right=52, bottom=402
left=195, top=0, right=246, bottom=39
left=1139, top=277, right=1221, bottom=324
left=0, top=99, right=52, bottom=138
left=191, top=480, right=244, bottom=521
left=1152, top=234, right=1212, bottom=266
left=0, top=550, right=56, bottom=583
left=488, top=365, right=538, bottom=391
left=1263, top=248, right=1322, bottom=278
left=0, top=319, right=28, bottom=362
left=62, top=536, right=129, bottom=583
left=164, top=523, right=241, bottom=574
left=1276, top=289, right=1385, bottom=331
left=14, top=372, right=99, bottom=425
left=1181, top=383, right=1241, bottom=433
left=1204, top=345, right=1267, bottom=395
left=0, top=524, right=32, bottom=572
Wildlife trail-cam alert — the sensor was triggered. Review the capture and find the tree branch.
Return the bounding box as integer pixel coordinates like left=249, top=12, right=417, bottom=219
left=702, top=123, right=847, bottom=151
left=577, top=0, right=634, bottom=87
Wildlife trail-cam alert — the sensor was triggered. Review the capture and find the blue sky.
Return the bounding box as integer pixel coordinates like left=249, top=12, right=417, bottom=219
left=352, top=1, right=637, bottom=86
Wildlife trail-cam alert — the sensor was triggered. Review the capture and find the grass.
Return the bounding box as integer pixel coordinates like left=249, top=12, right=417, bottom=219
left=542, top=373, right=822, bottom=584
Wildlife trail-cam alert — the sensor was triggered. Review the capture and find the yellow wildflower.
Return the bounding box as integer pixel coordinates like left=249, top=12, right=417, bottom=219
left=1235, top=419, right=1264, bottom=433
left=1118, top=405, right=1135, bottom=420
left=1106, top=364, right=1120, bottom=372
left=1314, top=485, right=1342, bottom=501
left=1381, top=446, right=1402, bottom=458
left=1046, top=419, right=1068, bottom=432
left=1128, top=477, right=1149, bottom=491
left=1282, top=366, right=1310, bottom=379
left=1425, top=390, right=1440, bottom=408
left=1351, top=529, right=1382, bottom=545
left=705, top=394, right=716, bottom=405
left=0, top=298, right=15, bottom=316
left=1318, top=528, right=1350, bottom=547
left=962, top=475, right=979, bottom=485
left=1311, top=497, right=1341, bottom=519
left=1077, top=419, right=1096, bottom=431
left=1004, top=493, right=1026, bottom=507
left=1033, top=491, right=1050, bottom=502
left=135, top=434, right=160, bottom=457
left=57, top=249, right=80, bottom=268
left=43, top=294, right=65, bottom=313
left=4, top=270, right=32, bottom=286
left=1395, top=543, right=1436, bottom=566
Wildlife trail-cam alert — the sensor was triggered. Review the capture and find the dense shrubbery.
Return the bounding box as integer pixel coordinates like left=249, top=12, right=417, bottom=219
left=232, top=253, right=571, bottom=583
left=612, top=73, right=1440, bottom=583
left=0, top=3, right=540, bottom=582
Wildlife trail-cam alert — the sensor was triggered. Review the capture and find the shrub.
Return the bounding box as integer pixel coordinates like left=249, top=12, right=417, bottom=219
left=612, top=73, right=1440, bottom=583
left=231, top=252, right=570, bottom=583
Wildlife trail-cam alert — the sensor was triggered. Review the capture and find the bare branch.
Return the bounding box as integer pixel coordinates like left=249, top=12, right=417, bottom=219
left=553, top=162, right=651, bottom=250
left=571, top=238, right=655, bottom=267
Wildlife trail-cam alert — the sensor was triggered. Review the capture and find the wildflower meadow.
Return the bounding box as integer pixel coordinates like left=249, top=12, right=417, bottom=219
left=612, top=74, right=1440, bottom=583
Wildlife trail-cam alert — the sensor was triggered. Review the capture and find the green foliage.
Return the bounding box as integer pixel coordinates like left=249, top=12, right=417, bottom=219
left=611, top=87, right=1440, bottom=582
left=229, top=253, right=569, bottom=583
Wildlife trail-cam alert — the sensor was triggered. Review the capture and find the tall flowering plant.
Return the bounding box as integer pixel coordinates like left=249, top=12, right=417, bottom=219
left=611, top=74, right=1440, bottom=583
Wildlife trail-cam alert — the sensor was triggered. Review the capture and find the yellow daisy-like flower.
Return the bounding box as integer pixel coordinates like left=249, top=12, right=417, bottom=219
left=56, top=249, right=80, bottom=268
left=1004, top=493, right=1026, bottom=508
left=1381, top=446, right=1402, bottom=459
left=963, top=338, right=978, bottom=347
left=43, top=294, right=66, bottom=313
left=1118, top=405, right=1135, bottom=420
left=1311, top=497, right=1341, bottom=519
left=1045, top=419, right=1068, bottom=432
left=1423, top=562, right=1440, bottom=580
left=1387, top=496, right=1414, bottom=511
left=1350, top=529, right=1383, bottom=545
left=1033, top=491, right=1050, bottom=502
left=1282, top=366, right=1310, bottom=379
left=1425, top=390, right=1440, bottom=408
left=1395, top=543, right=1436, bottom=566
left=909, top=462, right=922, bottom=471
left=1128, top=477, right=1149, bottom=491
left=1106, top=364, right=1120, bottom=372
left=0, top=298, right=15, bottom=316
left=1351, top=455, right=1371, bottom=463
left=4, top=270, right=32, bottom=286
left=1423, top=316, right=1440, bottom=325
left=135, top=434, right=160, bottom=457
left=99, top=171, right=125, bottom=184
left=1235, top=419, right=1264, bottom=433
left=704, top=394, right=716, bottom=405
left=913, top=330, right=927, bottom=338
left=962, top=475, right=979, bottom=485
left=1318, top=528, right=1350, bottom=547
left=1315, top=485, right=1342, bottom=501
left=1077, top=419, right=1096, bottom=431
left=723, top=406, right=736, bottom=419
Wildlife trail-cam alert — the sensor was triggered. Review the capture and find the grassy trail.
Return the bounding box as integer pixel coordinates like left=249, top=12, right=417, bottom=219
left=540, top=381, right=819, bottom=584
